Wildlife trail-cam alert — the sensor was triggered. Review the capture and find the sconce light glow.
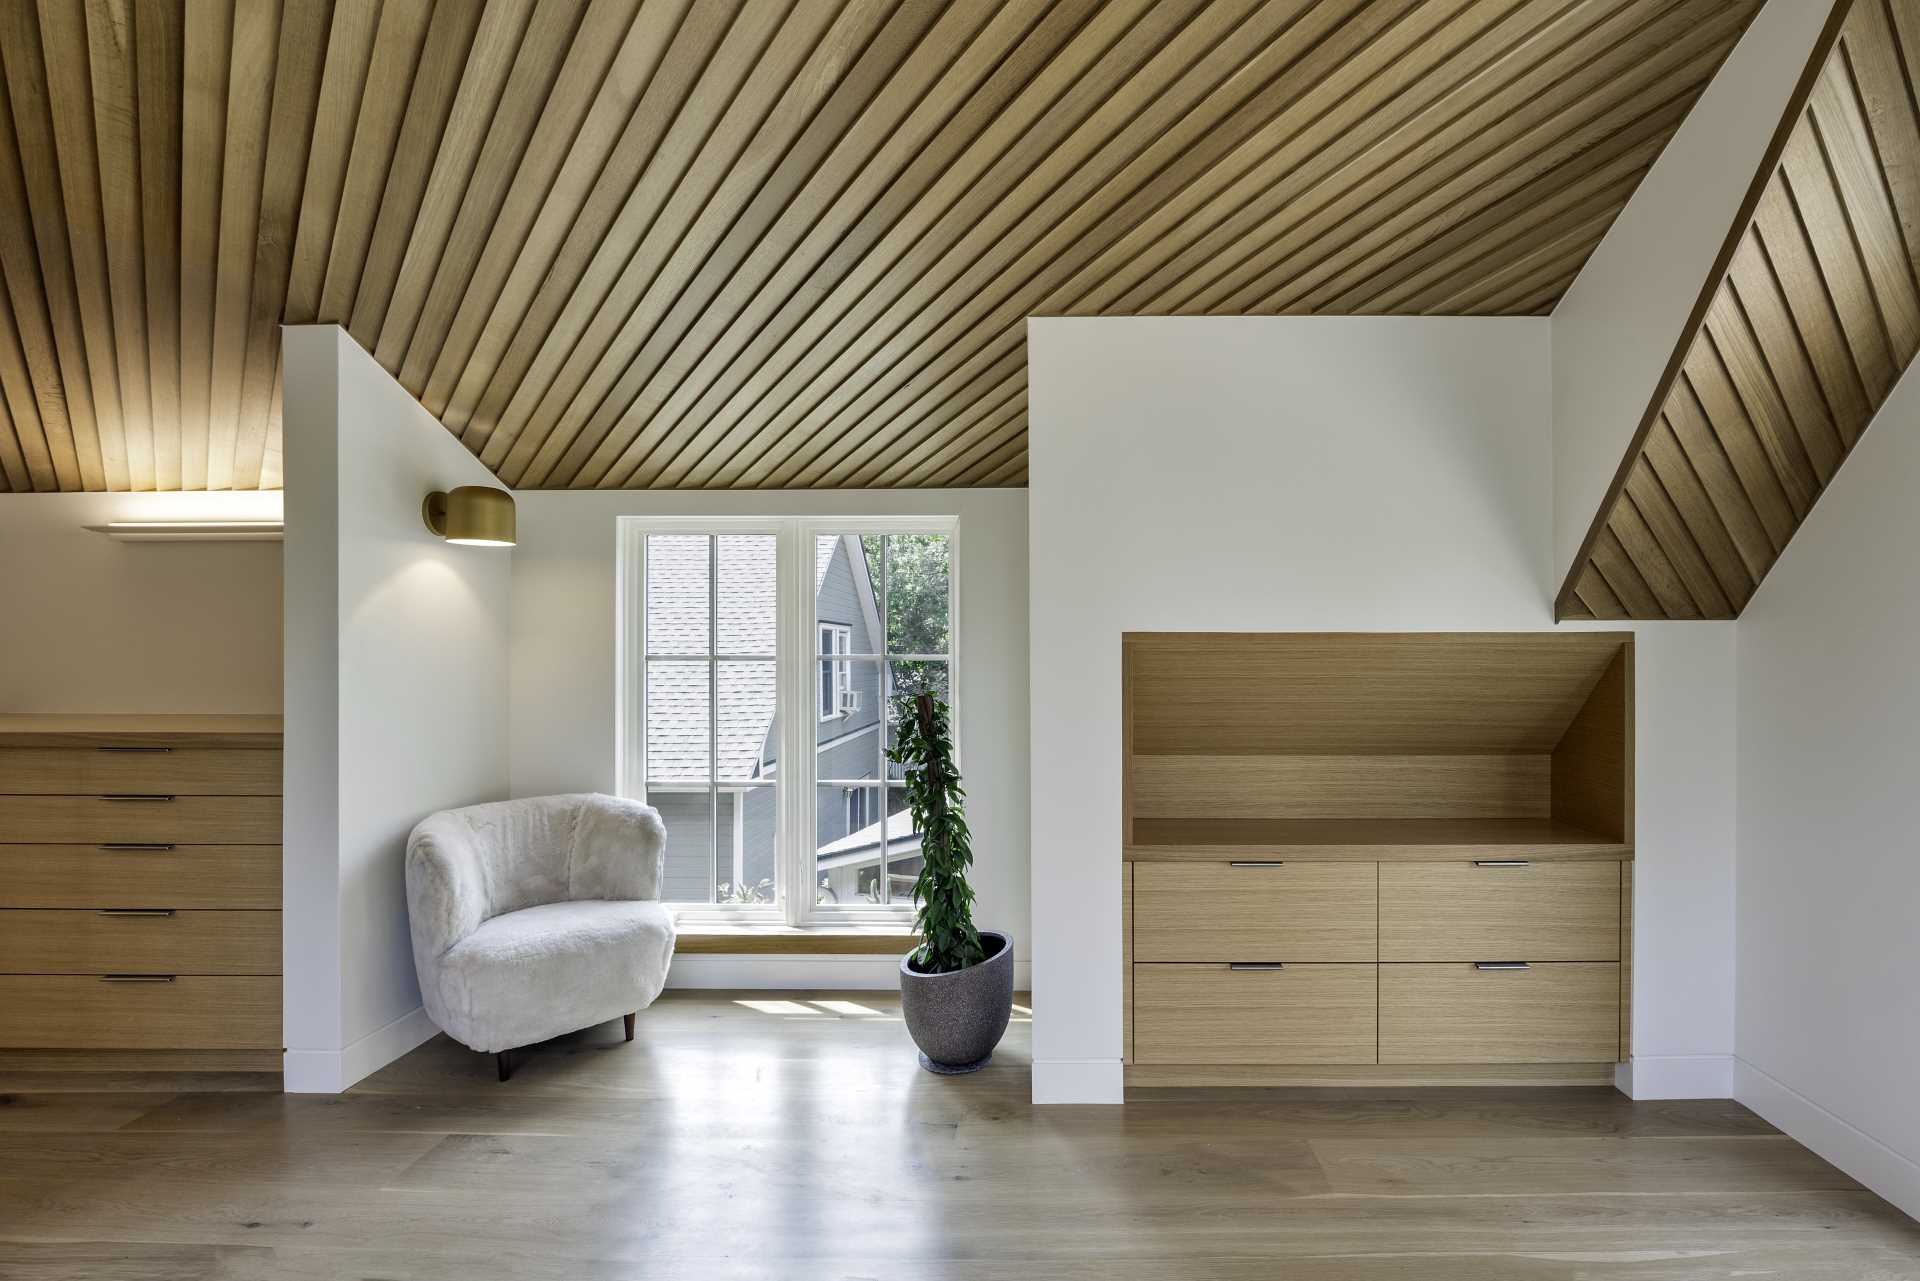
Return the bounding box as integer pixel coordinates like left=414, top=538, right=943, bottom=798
left=422, top=486, right=516, bottom=547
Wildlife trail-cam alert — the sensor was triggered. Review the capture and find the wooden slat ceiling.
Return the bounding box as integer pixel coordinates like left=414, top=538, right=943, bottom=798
left=1561, top=0, right=1915, bottom=620
left=0, top=0, right=1761, bottom=494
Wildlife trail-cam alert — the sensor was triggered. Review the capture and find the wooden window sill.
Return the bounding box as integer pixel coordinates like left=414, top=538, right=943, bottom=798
left=675, top=927, right=920, bottom=955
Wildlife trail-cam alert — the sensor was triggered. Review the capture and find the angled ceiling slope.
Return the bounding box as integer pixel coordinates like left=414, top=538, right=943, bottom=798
left=0, top=0, right=1758, bottom=495
left=1560, top=0, right=1919, bottom=620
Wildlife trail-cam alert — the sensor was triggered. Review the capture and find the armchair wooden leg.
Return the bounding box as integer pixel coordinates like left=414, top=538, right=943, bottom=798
left=496, top=1049, right=513, bottom=1082
left=624, top=1012, right=636, bottom=1042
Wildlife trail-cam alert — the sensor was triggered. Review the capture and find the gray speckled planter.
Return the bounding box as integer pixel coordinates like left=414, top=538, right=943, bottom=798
left=900, top=931, right=1014, bottom=1074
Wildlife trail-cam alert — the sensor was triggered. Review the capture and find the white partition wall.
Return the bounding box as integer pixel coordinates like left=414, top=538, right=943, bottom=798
left=281, top=325, right=512, bottom=1093
left=1736, top=367, right=1920, bottom=1221
left=1027, top=316, right=1739, bottom=1105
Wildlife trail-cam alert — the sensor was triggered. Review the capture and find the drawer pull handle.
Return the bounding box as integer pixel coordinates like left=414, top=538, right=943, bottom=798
left=1228, top=861, right=1286, bottom=868
left=100, top=974, right=175, bottom=983
left=99, top=794, right=176, bottom=803
left=1228, top=962, right=1286, bottom=971
left=98, top=909, right=177, bottom=918
left=1473, top=859, right=1531, bottom=868
left=98, top=844, right=176, bottom=852
left=96, top=746, right=173, bottom=753
left=1473, top=961, right=1532, bottom=971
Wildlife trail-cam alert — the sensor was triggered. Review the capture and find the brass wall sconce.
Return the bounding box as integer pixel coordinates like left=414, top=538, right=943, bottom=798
left=422, top=486, right=516, bottom=547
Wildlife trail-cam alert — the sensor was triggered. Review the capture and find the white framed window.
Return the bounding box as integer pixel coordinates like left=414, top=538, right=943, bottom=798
left=619, top=516, right=956, bottom=927
left=818, top=623, right=852, bottom=721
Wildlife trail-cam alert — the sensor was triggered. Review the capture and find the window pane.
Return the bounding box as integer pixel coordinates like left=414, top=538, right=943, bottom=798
left=818, top=657, right=881, bottom=776
left=718, top=785, right=777, bottom=904
left=885, top=785, right=923, bottom=910
left=816, top=784, right=885, bottom=905
left=885, top=660, right=950, bottom=780
left=646, top=535, right=709, bottom=655
left=886, top=533, right=950, bottom=655
left=816, top=534, right=881, bottom=655
left=652, top=787, right=716, bottom=903
left=716, top=534, right=775, bottom=655
left=645, top=660, right=710, bottom=784
left=717, top=661, right=777, bottom=783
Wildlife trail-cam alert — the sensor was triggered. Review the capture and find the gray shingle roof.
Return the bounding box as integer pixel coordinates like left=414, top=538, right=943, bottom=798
left=642, top=534, right=845, bottom=783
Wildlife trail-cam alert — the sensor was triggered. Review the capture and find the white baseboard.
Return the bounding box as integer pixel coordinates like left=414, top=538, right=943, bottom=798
left=667, top=954, right=1032, bottom=991
left=1032, top=1057, right=1123, bottom=1105
left=1735, top=1057, right=1920, bottom=1222
left=1620, top=1053, right=1734, bottom=1099
left=283, top=1005, right=440, bottom=1095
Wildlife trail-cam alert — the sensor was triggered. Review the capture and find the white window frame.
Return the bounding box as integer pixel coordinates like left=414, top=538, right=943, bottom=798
left=618, top=515, right=958, bottom=929
left=818, top=623, right=852, bottom=721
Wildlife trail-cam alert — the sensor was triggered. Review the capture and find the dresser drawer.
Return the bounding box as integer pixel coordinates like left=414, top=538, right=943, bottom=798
left=0, top=909, right=280, bottom=974
left=0, top=748, right=281, bottom=795
left=1133, top=862, right=1377, bottom=961
left=1379, top=962, right=1619, bottom=1063
left=1379, top=862, right=1620, bottom=961
left=1133, top=963, right=1378, bottom=1064
left=0, top=845, right=281, bottom=908
left=0, top=796, right=281, bottom=844
left=0, top=975, right=281, bottom=1049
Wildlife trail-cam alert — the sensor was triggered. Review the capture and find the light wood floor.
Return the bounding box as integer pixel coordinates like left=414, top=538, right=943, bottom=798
left=3, top=991, right=1918, bottom=1280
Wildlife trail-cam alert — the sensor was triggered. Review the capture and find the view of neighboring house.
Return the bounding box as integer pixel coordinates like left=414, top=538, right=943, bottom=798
left=642, top=533, right=925, bottom=905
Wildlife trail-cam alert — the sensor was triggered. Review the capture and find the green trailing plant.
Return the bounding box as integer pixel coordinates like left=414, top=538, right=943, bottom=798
left=890, top=692, right=984, bottom=974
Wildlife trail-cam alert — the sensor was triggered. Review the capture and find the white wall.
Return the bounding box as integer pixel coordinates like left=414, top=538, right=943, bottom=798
left=282, top=326, right=512, bottom=1092
left=508, top=489, right=1031, bottom=981
left=1027, top=316, right=1738, bottom=1104
left=1552, top=0, right=1835, bottom=587
left=0, top=491, right=281, bottom=713
left=1735, top=366, right=1920, bottom=1220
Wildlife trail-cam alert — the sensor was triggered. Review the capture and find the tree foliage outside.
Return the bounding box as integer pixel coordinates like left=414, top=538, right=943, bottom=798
left=889, top=692, right=984, bottom=974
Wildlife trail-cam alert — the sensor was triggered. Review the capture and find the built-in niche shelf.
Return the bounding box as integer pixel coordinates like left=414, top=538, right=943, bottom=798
left=1122, top=631, right=1633, bottom=859
left=1120, top=631, right=1635, bottom=1089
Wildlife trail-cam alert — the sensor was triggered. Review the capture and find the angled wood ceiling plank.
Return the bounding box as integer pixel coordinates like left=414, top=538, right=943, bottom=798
left=1642, top=418, right=1755, bottom=609
left=1427, top=214, right=1617, bottom=316
left=1753, top=171, right=1874, bottom=443
left=433, top=0, right=714, bottom=431
left=0, top=84, right=81, bottom=491
left=83, top=0, right=156, bottom=491
left=531, top=0, right=938, bottom=490
left=1573, top=565, right=1627, bottom=619
left=1611, top=493, right=1704, bottom=618
left=1811, top=53, right=1920, bottom=356
left=203, top=0, right=280, bottom=492
left=315, top=0, right=436, bottom=325
left=132, top=0, right=183, bottom=491
left=1590, top=524, right=1668, bottom=618
left=1714, top=247, right=1846, bottom=486
left=1624, top=457, right=1734, bottom=617
left=233, top=0, right=334, bottom=492
left=654, top=0, right=1204, bottom=490
left=1781, top=118, right=1899, bottom=399
left=636, top=0, right=1104, bottom=490
left=1665, top=376, right=1779, bottom=580
left=1175, top=1, right=1740, bottom=314
left=398, top=0, right=648, bottom=393
left=375, top=0, right=552, bottom=371
left=0, top=288, right=57, bottom=491
left=494, top=0, right=853, bottom=485
left=6, top=0, right=113, bottom=489
left=1085, top=0, right=1603, bottom=317
left=740, top=0, right=1421, bottom=491
left=177, top=0, right=234, bottom=491
left=1251, top=17, right=1748, bottom=314
left=453, top=0, right=788, bottom=457
left=854, top=367, right=1028, bottom=490
left=346, top=0, right=487, bottom=351
left=974, top=447, right=1028, bottom=489
left=284, top=0, right=382, bottom=325
left=544, top=0, right=1001, bottom=491
left=1841, top=0, right=1920, bottom=267
left=1687, top=323, right=1816, bottom=519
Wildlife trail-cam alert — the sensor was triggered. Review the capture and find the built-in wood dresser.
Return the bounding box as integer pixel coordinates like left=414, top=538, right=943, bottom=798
left=1122, top=634, right=1633, bottom=1088
left=0, top=715, right=283, bottom=1077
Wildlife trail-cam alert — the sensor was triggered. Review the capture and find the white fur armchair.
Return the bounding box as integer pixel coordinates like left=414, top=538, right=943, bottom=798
left=405, top=793, right=676, bottom=1079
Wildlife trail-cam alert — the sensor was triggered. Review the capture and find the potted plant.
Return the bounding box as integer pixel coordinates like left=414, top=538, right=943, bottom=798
left=890, top=692, right=1013, bottom=1074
